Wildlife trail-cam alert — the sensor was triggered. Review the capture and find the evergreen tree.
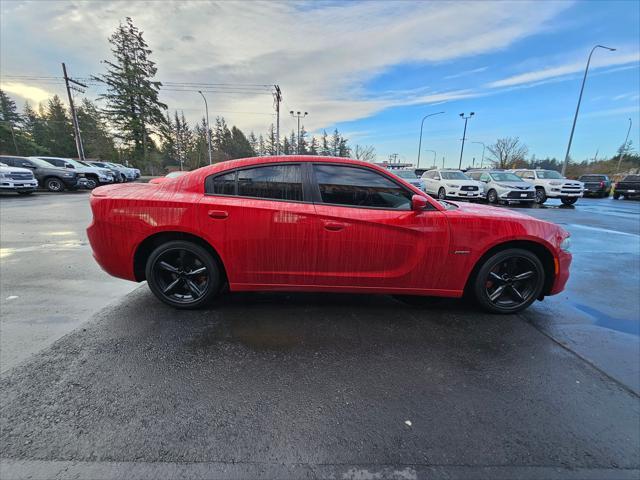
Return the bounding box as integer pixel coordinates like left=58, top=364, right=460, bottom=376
left=308, top=136, right=319, bottom=155
left=247, top=132, right=258, bottom=155
left=230, top=126, right=254, bottom=158
left=76, top=99, right=117, bottom=160
left=257, top=134, right=266, bottom=156
left=298, top=126, right=309, bottom=154
left=320, top=130, right=331, bottom=156
left=330, top=129, right=341, bottom=156
left=0, top=89, right=21, bottom=154
left=94, top=17, right=167, bottom=167
left=43, top=95, right=76, bottom=157
left=289, top=130, right=297, bottom=154
left=282, top=136, right=291, bottom=155
left=266, top=124, right=277, bottom=155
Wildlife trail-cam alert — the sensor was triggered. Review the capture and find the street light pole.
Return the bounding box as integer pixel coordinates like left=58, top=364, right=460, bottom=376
left=197, top=90, right=213, bottom=165
left=562, top=44, right=616, bottom=175
left=472, top=141, right=485, bottom=168
left=417, top=111, right=445, bottom=168
left=290, top=110, right=308, bottom=154
left=423, top=149, right=437, bottom=167
left=616, top=118, right=633, bottom=173
left=458, top=112, right=474, bottom=169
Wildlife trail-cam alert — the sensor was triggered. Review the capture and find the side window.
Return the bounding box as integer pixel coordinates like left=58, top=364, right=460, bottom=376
left=237, top=165, right=303, bottom=201
left=313, top=164, right=412, bottom=209
left=210, top=171, right=236, bottom=195
left=480, top=173, right=490, bottom=182
left=523, top=171, right=535, bottom=179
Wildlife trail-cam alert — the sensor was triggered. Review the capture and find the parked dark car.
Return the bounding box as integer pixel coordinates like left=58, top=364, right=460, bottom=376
left=0, top=155, right=86, bottom=192
left=613, top=175, right=640, bottom=200
left=578, top=174, right=611, bottom=198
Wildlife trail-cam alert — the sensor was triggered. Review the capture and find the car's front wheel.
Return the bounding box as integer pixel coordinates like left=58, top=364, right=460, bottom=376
left=145, top=240, right=221, bottom=309
left=535, top=188, right=546, bottom=204
left=473, top=248, right=545, bottom=314
left=487, top=189, right=498, bottom=204
left=44, top=177, right=65, bottom=192
left=438, top=187, right=447, bottom=200
left=561, top=197, right=578, bottom=206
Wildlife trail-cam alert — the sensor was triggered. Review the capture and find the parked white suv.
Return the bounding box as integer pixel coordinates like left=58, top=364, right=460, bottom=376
left=467, top=170, right=536, bottom=205
left=511, top=169, right=583, bottom=205
left=0, top=162, right=39, bottom=194
left=391, top=168, right=425, bottom=191
left=421, top=169, right=482, bottom=200
left=35, top=157, right=114, bottom=189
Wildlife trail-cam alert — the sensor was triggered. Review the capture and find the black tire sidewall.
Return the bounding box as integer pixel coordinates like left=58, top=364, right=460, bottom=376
left=45, top=178, right=64, bottom=192
left=438, top=188, right=446, bottom=199
left=487, top=189, right=497, bottom=203
left=561, top=197, right=577, bottom=205
left=145, top=240, right=221, bottom=309
left=473, top=248, right=545, bottom=314
left=535, top=188, right=546, bottom=204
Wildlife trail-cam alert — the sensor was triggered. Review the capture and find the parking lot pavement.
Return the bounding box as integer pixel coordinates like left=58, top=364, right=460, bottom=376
left=0, top=191, right=137, bottom=372
left=0, top=194, right=639, bottom=479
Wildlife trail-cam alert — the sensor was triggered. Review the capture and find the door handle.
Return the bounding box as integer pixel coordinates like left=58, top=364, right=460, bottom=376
left=208, top=209, right=228, bottom=219
left=324, top=221, right=346, bottom=231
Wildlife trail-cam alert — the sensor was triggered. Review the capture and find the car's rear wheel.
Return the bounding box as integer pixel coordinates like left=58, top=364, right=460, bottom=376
left=438, top=187, right=447, bottom=200
left=473, top=248, right=544, bottom=314
left=561, top=197, right=577, bottom=206
left=487, top=189, right=498, bottom=204
left=613, top=192, right=620, bottom=200
left=535, top=188, right=546, bottom=204
left=145, top=240, right=221, bottom=309
left=85, top=177, right=98, bottom=189
left=44, top=177, right=65, bottom=192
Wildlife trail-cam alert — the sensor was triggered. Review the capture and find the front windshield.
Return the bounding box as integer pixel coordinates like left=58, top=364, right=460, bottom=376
left=441, top=171, right=469, bottom=180
left=31, top=158, right=61, bottom=168
left=537, top=170, right=563, bottom=179
left=490, top=172, right=524, bottom=182
left=393, top=170, right=417, bottom=179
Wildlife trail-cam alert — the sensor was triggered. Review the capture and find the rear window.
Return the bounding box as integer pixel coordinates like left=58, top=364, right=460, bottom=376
left=580, top=175, right=607, bottom=181
left=206, top=164, right=303, bottom=201
left=622, top=175, right=640, bottom=182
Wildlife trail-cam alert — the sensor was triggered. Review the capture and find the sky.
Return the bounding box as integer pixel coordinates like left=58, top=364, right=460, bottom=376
left=1, top=0, right=638, bottom=167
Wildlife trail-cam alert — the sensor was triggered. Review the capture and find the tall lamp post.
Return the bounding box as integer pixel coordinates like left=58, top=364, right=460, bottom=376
left=472, top=141, right=486, bottom=168
left=417, top=111, right=445, bottom=168
left=197, top=90, right=213, bottom=165
left=616, top=118, right=633, bottom=173
left=458, top=112, right=474, bottom=169
left=562, top=44, right=616, bottom=175
left=423, top=149, right=437, bottom=168
left=290, top=110, right=308, bottom=154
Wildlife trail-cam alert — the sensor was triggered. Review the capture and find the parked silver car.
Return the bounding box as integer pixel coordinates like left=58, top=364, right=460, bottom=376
left=467, top=170, right=536, bottom=205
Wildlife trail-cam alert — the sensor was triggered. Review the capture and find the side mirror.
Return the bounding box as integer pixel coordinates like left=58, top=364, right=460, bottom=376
left=411, top=194, right=428, bottom=211
left=65, top=163, right=75, bottom=169
left=21, top=163, right=34, bottom=169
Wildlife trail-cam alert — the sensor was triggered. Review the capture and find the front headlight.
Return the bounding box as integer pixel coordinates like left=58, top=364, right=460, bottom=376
left=496, top=183, right=510, bottom=188
left=63, top=172, right=74, bottom=177
left=560, top=236, right=571, bottom=252
left=0, top=173, right=7, bottom=179
left=446, top=183, right=459, bottom=188
left=549, top=181, right=562, bottom=186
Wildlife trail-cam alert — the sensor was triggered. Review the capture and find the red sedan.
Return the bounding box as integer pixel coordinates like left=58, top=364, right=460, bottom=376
left=87, top=156, right=571, bottom=313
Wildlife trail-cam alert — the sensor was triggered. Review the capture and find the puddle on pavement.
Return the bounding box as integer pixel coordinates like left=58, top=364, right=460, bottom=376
left=571, top=302, right=639, bottom=336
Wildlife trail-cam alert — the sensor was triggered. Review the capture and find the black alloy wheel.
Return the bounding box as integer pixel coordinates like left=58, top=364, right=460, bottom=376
left=474, top=248, right=544, bottom=314
left=146, top=240, right=220, bottom=309
left=487, top=189, right=498, bottom=204
left=535, top=188, right=546, bottom=204
left=45, top=177, right=64, bottom=192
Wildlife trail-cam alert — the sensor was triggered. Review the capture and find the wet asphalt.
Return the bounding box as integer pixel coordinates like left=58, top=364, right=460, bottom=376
left=0, top=192, right=638, bottom=479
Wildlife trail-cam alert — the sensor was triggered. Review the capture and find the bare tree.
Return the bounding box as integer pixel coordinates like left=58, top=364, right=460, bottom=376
left=487, top=137, right=528, bottom=168
left=353, top=144, right=376, bottom=162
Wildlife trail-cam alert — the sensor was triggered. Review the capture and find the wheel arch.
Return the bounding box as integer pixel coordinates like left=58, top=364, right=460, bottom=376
left=133, top=231, right=228, bottom=284
left=464, top=239, right=556, bottom=299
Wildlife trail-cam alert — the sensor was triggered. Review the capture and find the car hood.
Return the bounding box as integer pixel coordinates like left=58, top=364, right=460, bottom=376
left=0, top=165, right=32, bottom=174
left=444, top=200, right=538, bottom=221
left=441, top=179, right=478, bottom=186
left=494, top=182, right=533, bottom=189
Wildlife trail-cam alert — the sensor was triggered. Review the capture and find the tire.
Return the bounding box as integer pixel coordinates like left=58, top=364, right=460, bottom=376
left=613, top=192, right=620, bottom=200
left=487, top=189, right=498, bottom=204
left=145, top=240, right=221, bottom=309
left=473, top=248, right=545, bottom=314
left=17, top=190, right=34, bottom=195
left=534, top=188, right=546, bottom=204
left=85, top=177, right=98, bottom=189
left=438, top=187, right=447, bottom=200
left=44, top=177, right=65, bottom=192
left=120, top=173, right=127, bottom=183
left=561, top=197, right=577, bottom=206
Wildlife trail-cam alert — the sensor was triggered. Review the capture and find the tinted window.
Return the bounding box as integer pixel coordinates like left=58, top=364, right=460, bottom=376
left=490, top=172, right=524, bottom=182
left=210, top=171, right=236, bottom=195
left=537, top=170, right=563, bottom=179
left=623, top=175, right=640, bottom=182
left=314, top=165, right=412, bottom=209
left=441, top=171, right=469, bottom=180
left=237, top=165, right=302, bottom=201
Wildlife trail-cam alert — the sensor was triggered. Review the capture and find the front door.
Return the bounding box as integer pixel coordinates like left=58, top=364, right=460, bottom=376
left=309, top=164, right=449, bottom=290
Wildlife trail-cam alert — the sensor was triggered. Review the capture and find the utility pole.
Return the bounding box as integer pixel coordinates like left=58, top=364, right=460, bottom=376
left=62, top=62, right=87, bottom=161
left=442, top=157, right=445, bottom=169
left=197, top=91, right=213, bottom=165
left=273, top=85, right=282, bottom=154
left=616, top=118, right=633, bottom=173
left=290, top=110, right=307, bottom=154
left=458, top=112, right=474, bottom=170
left=389, top=153, right=399, bottom=164
left=562, top=44, right=616, bottom=176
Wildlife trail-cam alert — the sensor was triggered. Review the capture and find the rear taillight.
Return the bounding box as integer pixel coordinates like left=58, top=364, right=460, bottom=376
left=600, top=181, right=604, bottom=187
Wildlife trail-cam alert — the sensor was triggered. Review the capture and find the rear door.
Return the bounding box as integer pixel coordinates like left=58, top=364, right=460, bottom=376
left=198, top=163, right=318, bottom=288
left=309, top=163, right=449, bottom=290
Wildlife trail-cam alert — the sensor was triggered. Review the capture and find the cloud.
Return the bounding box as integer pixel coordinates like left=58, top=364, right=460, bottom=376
left=0, top=82, right=54, bottom=104
left=444, top=67, right=489, bottom=80
left=487, top=50, right=640, bottom=88
left=0, top=0, right=573, bottom=133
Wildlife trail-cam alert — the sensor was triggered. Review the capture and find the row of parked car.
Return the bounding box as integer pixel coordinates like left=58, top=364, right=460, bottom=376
left=0, top=155, right=140, bottom=194
left=392, top=168, right=639, bottom=205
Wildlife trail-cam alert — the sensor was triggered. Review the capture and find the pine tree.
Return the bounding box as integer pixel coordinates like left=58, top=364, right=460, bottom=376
left=94, top=17, right=167, bottom=167
left=320, top=130, right=331, bottom=156
left=0, top=89, right=21, bottom=154
left=22, top=103, right=50, bottom=152
left=330, top=129, right=341, bottom=156
left=43, top=95, right=76, bottom=157
left=76, top=99, right=117, bottom=160
left=308, top=136, right=319, bottom=155
left=298, top=126, right=309, bottom=154
left=230, top=126, right=254, bottom=159
left=289, top=130, right=297, bottom=154
left=282, top=136, right=291, bottom=155
left=257, top=134, right=266, bottom=156
left=247, top=132, right=258, bottom=156
left=266, top=124, right=277, bottom=155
